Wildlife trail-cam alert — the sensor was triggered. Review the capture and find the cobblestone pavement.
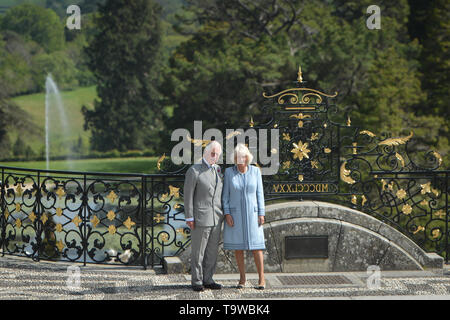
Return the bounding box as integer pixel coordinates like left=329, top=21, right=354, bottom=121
left=1, top=256, right=450, bottom=300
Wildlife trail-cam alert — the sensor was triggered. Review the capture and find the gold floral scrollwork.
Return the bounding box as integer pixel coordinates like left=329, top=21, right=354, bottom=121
left=361, top=195, right=367, bottom=206
left=40, top=213, right=48, bottom=225
left=123, top=217, right=136, bottom=230
left=310, top=133, right=319, bottom=141
left=413, top=226, right=425, bottom=235
left=402, top=204, right=412, bottom=215
left=301, top=93, right=322, bottom=104
left=381, top=179, right=387, bottom=191
left=107, top=210, right=116, bottom=221
left=91, top=215, right=100, bottom=228
left=56, top=208, right=63, bottom=217
left=157, top=153, right=166, bottom=171
left=72, top=216, right=82, bottom=227
left=56, top=240, right=65, bottom=252
left=108, top=225, right=116, bottom=235
left=420, top=182, right=431, bottom=195
left=291, top=141, right=310, bottom=161
left=16, top=185, right=23, bottom=197
left=340, top=161, right=356, bottom=185
left=432, top=229, right=441, bottom=239
left=55, top=187, right=66, bottom=200
left=29, top=212, right=37, bottom=223
left=15, top=218, right=22, bottom=228
left=279, top=93, right=299, bottom=105
left=160, top=233, right=169, bottom=242
left=434, top=210, right=445, bottom=219
left=352, top=142, right=357, bottom=155
left=160, top=193, right=168, bottom=201
left=168, top=185, right=180, bottom=198
left=395, top=152, right=405, bottom=168
left=177, top=228, right=188, bottom=237
left=154, top=214, right=165, bottom=223
left=262, top=87, right=338, bottom=105
left=360, top=130, right=376, bottom=137
left=290, top=113, right=311, bottom=128
left=106, top=191, right=118, bottom=203
left=55, top=224, right=63, bottom=233
left=396, top=189, right=407, bottom=200
left=187, top=134, right=211, bottom=147
left=431, top=188, right=439, bottom=197
left=226, top=131, right=241, bottom=140
left=388, top=181, right=395, bottom=191
left=378, top=131, right=413, bottom=146
left=432, top=151, right=442, bottom=167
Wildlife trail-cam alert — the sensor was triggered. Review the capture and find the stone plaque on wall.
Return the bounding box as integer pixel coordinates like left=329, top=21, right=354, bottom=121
left=285, top=236, right=328, bottom=259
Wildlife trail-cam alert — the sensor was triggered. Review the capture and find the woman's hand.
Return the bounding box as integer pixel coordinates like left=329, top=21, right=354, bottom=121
left=258, top=215, right=265, bottom=226
left=225, top=214, right=234, bottom=227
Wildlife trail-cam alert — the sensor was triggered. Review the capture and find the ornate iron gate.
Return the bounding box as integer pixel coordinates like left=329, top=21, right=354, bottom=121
left=0, top=68, right=448, bottom=267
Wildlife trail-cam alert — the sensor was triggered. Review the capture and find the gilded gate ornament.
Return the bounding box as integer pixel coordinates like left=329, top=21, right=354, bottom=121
left=340, top=162, right=355, bottom=185
left=378, top=131, right=413, bottom=146
left=0, top=65, right=447, bottom=268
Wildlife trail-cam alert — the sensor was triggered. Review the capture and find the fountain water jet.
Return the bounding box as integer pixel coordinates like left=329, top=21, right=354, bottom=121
left=45, top=74, right=72, bottom=170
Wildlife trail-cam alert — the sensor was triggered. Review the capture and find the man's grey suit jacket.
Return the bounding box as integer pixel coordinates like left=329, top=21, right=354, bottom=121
left=184, top=162, right=223, bottom=227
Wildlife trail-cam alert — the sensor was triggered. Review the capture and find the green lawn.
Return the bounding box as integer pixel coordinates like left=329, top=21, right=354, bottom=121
left=0, top=157, right=159, bottom=174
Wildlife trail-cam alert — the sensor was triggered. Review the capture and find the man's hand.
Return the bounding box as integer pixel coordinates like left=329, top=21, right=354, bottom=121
left=186, top=221, right=195, bottom=230
left=225, top=214, right=234, bottom=227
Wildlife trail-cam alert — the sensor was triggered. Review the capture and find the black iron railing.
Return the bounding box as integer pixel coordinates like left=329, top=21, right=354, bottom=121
left=1, top=70, right=448, bottom=267
left=0, top=166, right=189, bottom=269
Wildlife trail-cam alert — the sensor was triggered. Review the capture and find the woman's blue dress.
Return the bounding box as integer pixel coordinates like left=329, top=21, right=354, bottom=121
left=222, top=165, right=265, bottom=250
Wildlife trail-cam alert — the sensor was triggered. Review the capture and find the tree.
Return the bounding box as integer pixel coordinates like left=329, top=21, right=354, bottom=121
left=82, top=0, right=163, bottom=152
left=408, top=0, right=449, bottom=162
left=13, top=136, right=27, bottom=158
left=79, top=0, right=106, bottom=14
left=0, top=3, right=64, bottom=53
left=0, top=36, right=39, bottom=157
left=163, top=0, right=447, bottom=164
left=165, top=1, right=417, bottom=126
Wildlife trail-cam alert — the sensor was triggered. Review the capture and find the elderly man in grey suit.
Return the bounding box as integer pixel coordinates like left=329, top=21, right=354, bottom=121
left=184, top=141, right=224, bottom=292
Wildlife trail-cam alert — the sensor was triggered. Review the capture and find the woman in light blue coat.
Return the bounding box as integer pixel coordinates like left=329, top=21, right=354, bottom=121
left=222, top=144, right=265, bottom=289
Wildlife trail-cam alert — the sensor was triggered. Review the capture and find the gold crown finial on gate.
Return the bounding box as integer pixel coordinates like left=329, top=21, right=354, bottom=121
left=297, top=65, right=303, bottom=83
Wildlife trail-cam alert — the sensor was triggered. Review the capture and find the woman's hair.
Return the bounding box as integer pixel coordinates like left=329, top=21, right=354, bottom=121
left=233, top=143, right=253, bottom=165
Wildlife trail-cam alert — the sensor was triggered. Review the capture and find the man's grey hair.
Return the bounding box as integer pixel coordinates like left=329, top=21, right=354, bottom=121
left=203, top=140, right=222, bottom=156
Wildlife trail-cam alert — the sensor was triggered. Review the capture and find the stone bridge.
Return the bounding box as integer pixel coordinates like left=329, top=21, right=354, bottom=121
left=178, top=201, right=444, bottom=273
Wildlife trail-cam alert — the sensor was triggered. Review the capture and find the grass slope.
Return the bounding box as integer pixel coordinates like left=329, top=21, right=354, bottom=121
left=0, top=156, right=159, bottom=174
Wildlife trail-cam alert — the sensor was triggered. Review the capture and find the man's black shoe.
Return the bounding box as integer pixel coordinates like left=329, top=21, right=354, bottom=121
left=192, top=285, right=205, bottom=292
left=204, top=283, right=223, bottom=290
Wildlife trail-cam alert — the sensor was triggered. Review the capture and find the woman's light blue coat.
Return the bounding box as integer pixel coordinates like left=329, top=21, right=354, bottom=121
left=222, top=165, right=265, bottom=250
